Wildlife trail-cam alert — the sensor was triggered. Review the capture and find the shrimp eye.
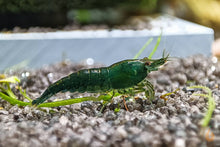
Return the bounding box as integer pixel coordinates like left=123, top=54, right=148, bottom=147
left=145, top=61, right=151, bottom=66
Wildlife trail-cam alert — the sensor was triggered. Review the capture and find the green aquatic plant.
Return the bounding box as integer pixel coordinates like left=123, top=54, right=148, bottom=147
left=133, top=37, right=153, bottom=59
left=0, top=75, right=30, bottom=106
left=148, top=33, right=162, bottom=59
left=133, top=34, right=162, bottom=60
left=188, top=85, right=216, bottom=127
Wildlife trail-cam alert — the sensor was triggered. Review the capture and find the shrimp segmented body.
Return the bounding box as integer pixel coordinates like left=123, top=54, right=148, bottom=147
left=32, top=54, right=168, bottom=105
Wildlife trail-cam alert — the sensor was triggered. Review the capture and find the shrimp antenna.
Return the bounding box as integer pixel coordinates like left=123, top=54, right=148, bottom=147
left=162, top=50, right=171, bottom=61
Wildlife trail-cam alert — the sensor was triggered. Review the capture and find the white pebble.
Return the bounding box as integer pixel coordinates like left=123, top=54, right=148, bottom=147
left=59, top=115, right=69, bottom=126
left=174, top=138, right=185, bottom=147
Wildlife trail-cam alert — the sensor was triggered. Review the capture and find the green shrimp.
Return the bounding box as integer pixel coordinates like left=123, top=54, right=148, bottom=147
left=32, top=53, right=168, bottom=105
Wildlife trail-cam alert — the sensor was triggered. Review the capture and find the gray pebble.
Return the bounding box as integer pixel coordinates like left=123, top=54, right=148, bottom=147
left=0, top=110, right=9, bottom=115
left=186, top=137, right=201, bottom=147
left=131, top=132, right=153, bottom=146
left=104, top=110, right=117, bottom=121
left=162, top=134, right=173, bottom=145
left=168, top=106, right=177, bottom=116
left=187, top=123, right=198, bottom=132
left=90, top=140, right=104, bottom=147
left=171, top=73, right=187, bottom=85
left=176, top=129, right=186, bottom=138
left=174, top=138, right=186, bottom=147
left=8, top=105, right=22, bottom=114
left=168, top=123, right=177, bottom=133
left=29, top=138, right=42, bottom=147
left=95, top=131, right=107, bottom=142
left=157, top=75, right=171, bottom=85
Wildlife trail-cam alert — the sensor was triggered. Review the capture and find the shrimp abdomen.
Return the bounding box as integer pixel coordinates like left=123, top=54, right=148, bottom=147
left=32, top=67, right=111, bottom=105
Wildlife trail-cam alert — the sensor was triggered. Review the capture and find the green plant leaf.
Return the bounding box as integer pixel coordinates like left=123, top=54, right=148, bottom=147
left=18, top=86, right=32, bottom=102
left=0, top=76, right=20, bottom=83
left=133, top=37, right=153, bottom=59
left=37, top=94, right=113, bottom=108
left=188, top=85, right=215, bottom=127
left=0, top=92, right=30, bottom=106
left=148, top=33, right=162, bottom=59
left=114, top=107, right=120, bottom=113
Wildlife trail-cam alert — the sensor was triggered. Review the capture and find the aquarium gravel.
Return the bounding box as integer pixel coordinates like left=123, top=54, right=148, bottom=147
left=0, top=55, right=220, bottom=147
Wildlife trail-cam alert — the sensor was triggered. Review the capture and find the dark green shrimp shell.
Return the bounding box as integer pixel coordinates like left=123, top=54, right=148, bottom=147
left=32, top=56, right=166, bottom=105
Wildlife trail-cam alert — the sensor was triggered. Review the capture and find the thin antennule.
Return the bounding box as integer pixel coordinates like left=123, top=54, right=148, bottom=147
left=162, top=49, right=168, bottom=58
left=162, top=50, right=166, bottom=58
left=162, top=49, right=170, bottom=61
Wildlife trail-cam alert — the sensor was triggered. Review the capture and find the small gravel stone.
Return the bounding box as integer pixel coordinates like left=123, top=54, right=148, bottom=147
left=59, top=115, right=69, bottom=126
left=115, top=126, right=128, bottom=139
left=132, top=132, right=153, bottom=146
left=187, top=123, right=198, bottom=132
left=0, top=110, right=9, bottom=115
left=90, top=140, right=104, bottom=147
left=23, top=106, right=31, bottom=114
left=168, top=105, right=177, bottom=116
left=104, top=110, right=117, bottom=121
left=29, top=138, right=42, bottom=147
left=175, top=138, right=186, bottom=147
left=95, top=131, right=107, bottom=142
left=176, top=129, right=187, bottom=138
left=26, top=112, right=34, bottom=120
left=8, top=105, right=22, bottom=114
left=156, top=75, right=171, bottom=85
left=186, top=137, right=201, bottom=147
left=126, top=126, right=141, bottom=134
left=121, top=140, right=133, bottom=147
left=171, top=73, right=187, bottom=85
left=81, top=131, right=93, bottom=144
left=168, top=123, right=177, bottom=133
left=162, top=134, right=173, bottom=145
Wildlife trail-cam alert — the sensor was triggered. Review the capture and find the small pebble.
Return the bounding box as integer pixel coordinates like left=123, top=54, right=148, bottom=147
left=171, top=73, right=187, bottom=85
left=104, top=111, right=117, bottom=121
left=115, top=126, right=128, bottom=139
left=174, top=138, right=186, bottom=147
left=176, top=129, right=186, bottom=138
left=59, top=115, right=69, bottom=126
left=157, top=75, right=171, bottom=85
left=0, top=110, right=9, bottom=115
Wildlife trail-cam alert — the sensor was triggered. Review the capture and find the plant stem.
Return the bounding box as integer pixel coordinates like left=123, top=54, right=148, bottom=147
left=37, top=95, right=110, bottom=107
left=188, top=85, right=215, bottom=127
left=18, top=87, right=32, bottom=102
left=0, top=92, right=30, bottom=106
left=148, top=33, right=162, bottom=59
left=133, top=37, right=153, bottom=59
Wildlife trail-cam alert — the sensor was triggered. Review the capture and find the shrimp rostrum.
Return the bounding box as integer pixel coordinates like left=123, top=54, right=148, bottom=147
left=32, top=53, right=168, bottom=105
